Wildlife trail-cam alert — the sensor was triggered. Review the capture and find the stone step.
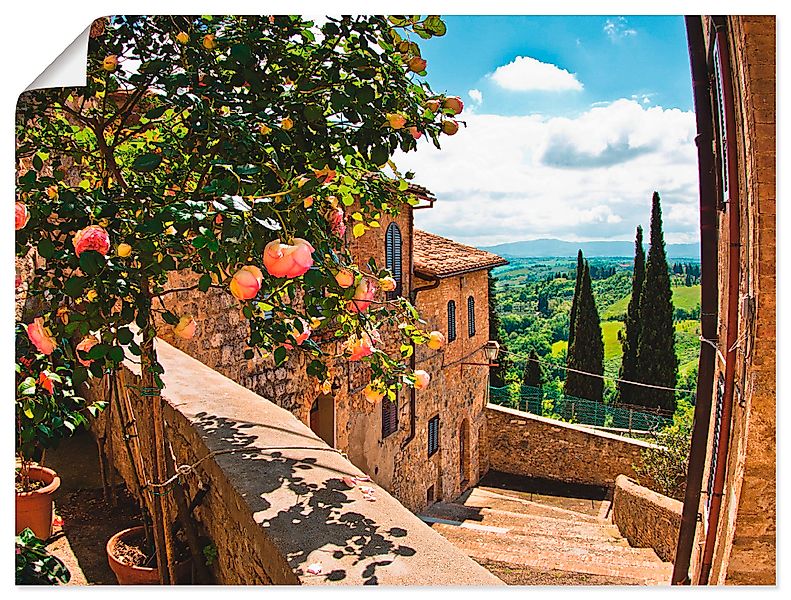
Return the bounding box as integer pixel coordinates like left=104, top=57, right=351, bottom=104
left=427, top=518, right=664, bottom=565
left=426, top=501, right=623, bottom=541
left=462, top=488, right=608, bottom=524
left=429, top=524, right=672, bottom=585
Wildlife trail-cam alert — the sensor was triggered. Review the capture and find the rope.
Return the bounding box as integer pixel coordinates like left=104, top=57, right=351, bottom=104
left=145, top=445, right=347, bottom=489
left=699, top=336, right=727, bottom=366
left=501, top=348, right=696, bottom=395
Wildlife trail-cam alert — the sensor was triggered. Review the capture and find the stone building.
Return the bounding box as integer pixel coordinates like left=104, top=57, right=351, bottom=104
left=673, top=15, right=775, bottom=585
left=159, top=188, right=506, bottom=513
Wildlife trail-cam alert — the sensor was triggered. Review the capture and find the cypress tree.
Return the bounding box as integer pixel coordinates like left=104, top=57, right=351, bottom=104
left=635, top=192, right=678, bottom=412
left=618, top=226, right=645, bottom=405
left=565, top=260, right=604, bottom=402
left=522, top=350, right=543, bottom=388
left=488, top=271, right=510, bottom=388
left=568, top=249, right=584, bottom=346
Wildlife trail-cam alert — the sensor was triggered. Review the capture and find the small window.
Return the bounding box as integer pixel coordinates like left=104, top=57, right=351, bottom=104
left=427, top=485, right=435, bottom=504
left=385, top=223, right=403, bottom=299
left=382, top=395, right=398, bottom=439
left=467, top=296, right=476, bottom=337
left=428, top=415, right=440, bottom=457
left=447, top=300, right=457, bottom=342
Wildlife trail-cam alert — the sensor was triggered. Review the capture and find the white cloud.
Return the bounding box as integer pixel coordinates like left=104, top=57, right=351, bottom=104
left=489, top=56, right=583, bottom=92
left=395, top=99, right=698, bottom=246
left=604, top=17, right=637, bottom=41
left=468, top=89, right=483, bottom=106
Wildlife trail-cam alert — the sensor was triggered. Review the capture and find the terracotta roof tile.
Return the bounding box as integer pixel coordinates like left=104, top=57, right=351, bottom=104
left=413, top=230, right=508, bottom=278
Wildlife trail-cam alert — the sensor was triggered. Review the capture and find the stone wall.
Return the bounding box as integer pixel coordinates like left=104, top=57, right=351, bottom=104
left=485, top=404, right=657, bottom=488
left=612, top=475, right=682, bottom=563
left=89, top=338, right=502, bottom=585
left=700, top=16, right=776, bottom=585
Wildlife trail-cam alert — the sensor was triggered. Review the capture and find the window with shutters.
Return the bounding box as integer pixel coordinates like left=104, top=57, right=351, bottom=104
left=428, top=415, right=440, bottom=457
left=711, top=26, right=735, bottom=210
left=467, top=296, right=476, bottom=337
left=382, top=395, right=398, bottom=439
left=447, top=300, right=457, bottom=342
left=385, top=222, right=403, bottom=299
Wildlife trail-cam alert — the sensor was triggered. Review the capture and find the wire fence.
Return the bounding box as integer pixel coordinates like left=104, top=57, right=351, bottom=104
left=489, top=384, right=674, bottom=434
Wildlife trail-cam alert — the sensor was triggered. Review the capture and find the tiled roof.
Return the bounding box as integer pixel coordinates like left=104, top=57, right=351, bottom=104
left=413, top=230, right=508, bottom=278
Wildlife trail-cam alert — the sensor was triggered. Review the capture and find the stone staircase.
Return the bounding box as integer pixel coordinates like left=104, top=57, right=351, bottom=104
left=421, top=486, right=672, bottom=586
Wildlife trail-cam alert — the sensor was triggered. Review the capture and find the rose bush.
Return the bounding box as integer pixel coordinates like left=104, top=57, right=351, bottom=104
left=16, top=14, right=462, bottom=574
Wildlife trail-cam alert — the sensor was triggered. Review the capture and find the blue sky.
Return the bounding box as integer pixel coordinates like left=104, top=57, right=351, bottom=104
left=396, top=15, right=700, bottom=247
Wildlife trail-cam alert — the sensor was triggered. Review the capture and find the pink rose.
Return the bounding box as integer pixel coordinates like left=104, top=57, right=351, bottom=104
left=443, top=96, right=464, bottom=115
left=327, top=208, right=346, bottom=238
left=263, top=238, right=314, bottom=278
left=386, top=113, right=407, bottom=129
left=173, top=315, right=197, bottom=339
left=230, top=265, right=263, bottom=300
left=441, top=119, right=459, bottom=136
left=26, top=317, right=57, bottom=355
left=347, top=278, right=376, bottom=313
left=73, top=225, right=110, bottom=257
left=379, top=276, right=397, bottom=292
left=38, top=372, right=55, bottom=395
left=414, top=369, right=431, bottom=390
left=344, top=330, right=380, bottom=361
left=335, top=268, right=355, bottom=289
left=75, top=336, right=100, bottom=367
left=408, top=57, right=427, bottom=72
left=408, top=126, right=422, bottom=140
left=15, top=203, right=30, bottom=230
left=427, top=330, right=445, bottom=350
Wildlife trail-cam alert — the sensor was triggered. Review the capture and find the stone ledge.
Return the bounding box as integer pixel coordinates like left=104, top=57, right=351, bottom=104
left=612, top=475, right=682, bottom=563
left=97, top=339, right=502, bottom=585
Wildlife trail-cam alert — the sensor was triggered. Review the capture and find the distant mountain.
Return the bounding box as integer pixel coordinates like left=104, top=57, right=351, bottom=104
left=480, top=238, right=700, bottom=259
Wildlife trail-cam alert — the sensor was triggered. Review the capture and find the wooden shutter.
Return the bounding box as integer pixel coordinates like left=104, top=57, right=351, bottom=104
left=447, top=301, right=457, bottom=342
left=382, top=396, right=398, bottom=438
left=467, top=296, right=476, bottom=337
left=385, top=223, right=402, bottom=300
left=428, top=415, right=440, bottom=456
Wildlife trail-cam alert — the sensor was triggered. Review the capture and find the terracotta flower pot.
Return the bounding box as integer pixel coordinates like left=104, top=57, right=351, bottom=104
left=106, top=526, right=191, bottom=585
left=15, top=465, right=60, bottom=540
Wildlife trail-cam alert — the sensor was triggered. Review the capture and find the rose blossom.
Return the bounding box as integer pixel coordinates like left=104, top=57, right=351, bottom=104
left=327, top=208, right=346, bottom=238
left=347, top=278, right=376, bottom=313
left=263, top=238, right=314, bottom=278
left=75, top=336, right=100, bottom=367
left=230, top=265, right=263, bottom=300
left=427, top=330, right=446, bottom=350
left=443, top=96, right=464, bottom=115
left=73, top=225, right=110, bottom=257
left=364, top=381, right=385, bottom=404
left=173, top=315, right=197, bottom=339
left=379, top=276, right=397, bottom=292
left=15, top=203, right=30, bottom=230
left=26, top=317, right=57, bottom=355
left=344, top=330, right=380, bottom=361
left=335, top=268, right=355, bottom=289
left=414, top=369, right=431, bottom=390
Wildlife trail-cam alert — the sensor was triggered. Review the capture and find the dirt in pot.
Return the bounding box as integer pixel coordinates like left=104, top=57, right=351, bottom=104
left=15, top=474, right=47, bottom=493
left=114, top=528, right=192, bottom=568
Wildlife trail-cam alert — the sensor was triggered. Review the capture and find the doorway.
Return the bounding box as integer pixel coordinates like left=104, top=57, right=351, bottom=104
left=309, top=393, right=335, bottom=447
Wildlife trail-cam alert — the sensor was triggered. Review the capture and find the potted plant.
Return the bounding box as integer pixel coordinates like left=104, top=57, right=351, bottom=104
left=15, top=527, right=71, bottom=585
left=15, top=324, right=106, bottom=540
left=15, top=14, right=455, bottom=582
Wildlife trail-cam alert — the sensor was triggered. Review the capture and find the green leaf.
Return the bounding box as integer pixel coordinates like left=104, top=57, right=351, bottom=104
left=370, top=146, right=388, bottom=166
left=198, top=273, right=212, bottom=292
left=230, top=43, right=252, bottom=64
left=161, top=311, right=179, bottom=325
left=144, top=105, right=167, bottom=120
left=131, top=153, right=163, bottom=172
left=64, top=276, right=87, bottom=298
left=78, top=251, right=102, bottom=275
left=273, top=346, right=287, bottom=366
left=107, top=346, right=124, bottom=364
left=117, top=327, right=134, bottom=345
left=88, top=344, right=109, bottom=359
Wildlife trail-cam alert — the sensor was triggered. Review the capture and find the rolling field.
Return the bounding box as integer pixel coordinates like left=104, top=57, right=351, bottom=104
left=602, top=285, right=700, bottom=319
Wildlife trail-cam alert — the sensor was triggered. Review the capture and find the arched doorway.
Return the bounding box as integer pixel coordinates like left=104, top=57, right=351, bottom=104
left=309, top=393, right=335, bottom=448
